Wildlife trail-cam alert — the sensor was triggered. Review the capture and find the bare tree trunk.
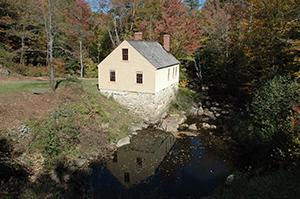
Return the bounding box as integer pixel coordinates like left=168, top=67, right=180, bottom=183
left=20, top=33, right=25, bottom=65
left=194, top=57, right=203, bottom=90
left=79, top=39, right=84, bottom=78
left=108, top=29, right=116, bottom=47
left=113, top=17, right=120, bottom=45
left=130, top=0, right=137, bottom=32
left=47, top=0, right=55, bottom=91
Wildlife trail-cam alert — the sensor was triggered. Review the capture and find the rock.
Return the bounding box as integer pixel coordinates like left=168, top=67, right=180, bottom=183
left=221, top=110, right=229, bottom=115
left=225, top=174, right=235, bottom=185
left=201, top=123, right=211, bottom=130
left=63, top=174, right=71, bottom=182
left=189, top=106, right=198, bottom=116
left=201, top=117, right=210, bottom=122
left=203, top=109, right=216, bottom=120
left=210, top=107, right=218, bottom=111
left=197, top=106, right=204, bottom=116
left=50, top=170, right=60, bottom=183
left=18, top=124, right=29, bottom=136
left=188, top=123, right=197, bottom=131
left=212, top=102, right=220, bottom=107
left=176, top=114, right=187, bottom=125
left=205, top=101, right=211, bottom=107
left=197, top=101, right=203, bottom=107
left=101, top=123, right=109, bottom=130
left=189, top=105, right=204, bottom=116
left=178, top=123, right=189, bottom=131
left=210, top=125, right=217, bottom=129
left=74, top=158, right=87, bottom=168
left=131, top=131, right=138, bottom=135
left=160, top=114, right=186, bottom=132
left=215, top=113, right=221, bottom=117
left=129, top=122, right=147, bottom=132
left=200, top=123, right=217, bottom=130
left=0, top=64, right=11, bottom=76
left=116, top=136, right=130, bottom=147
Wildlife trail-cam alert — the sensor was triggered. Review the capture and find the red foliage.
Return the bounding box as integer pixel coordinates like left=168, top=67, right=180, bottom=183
left=155, top=0, right=201, bottom=56
left=66, top=0, right=91, bottom=37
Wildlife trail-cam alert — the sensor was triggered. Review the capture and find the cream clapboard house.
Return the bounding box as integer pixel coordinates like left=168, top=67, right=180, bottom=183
left=98, top=33, right=180, bottom=120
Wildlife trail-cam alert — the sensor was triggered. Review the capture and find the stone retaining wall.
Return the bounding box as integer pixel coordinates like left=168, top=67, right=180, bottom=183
left=100, top=83, right=178, bottom=121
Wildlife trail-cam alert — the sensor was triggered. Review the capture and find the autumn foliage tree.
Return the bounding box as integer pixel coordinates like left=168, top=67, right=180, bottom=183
left=156, top=0, right=201, bottom=57
left=66, top=0, right=92, bottom=78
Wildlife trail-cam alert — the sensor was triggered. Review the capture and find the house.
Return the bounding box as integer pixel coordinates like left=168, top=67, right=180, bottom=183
left=98, top=32, right=180, bottom=120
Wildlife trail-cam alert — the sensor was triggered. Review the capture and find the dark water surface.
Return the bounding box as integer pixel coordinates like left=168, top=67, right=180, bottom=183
left=91, top=130, right=230, bottom=199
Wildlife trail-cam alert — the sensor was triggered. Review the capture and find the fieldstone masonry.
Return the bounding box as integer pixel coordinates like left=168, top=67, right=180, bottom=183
left=100, top=83, right=178, bottom=121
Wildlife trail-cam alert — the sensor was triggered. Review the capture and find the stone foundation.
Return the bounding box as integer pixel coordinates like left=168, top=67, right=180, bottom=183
left=100, top=83, right=178, bottom=122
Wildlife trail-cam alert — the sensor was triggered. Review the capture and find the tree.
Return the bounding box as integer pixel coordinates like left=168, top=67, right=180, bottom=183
left=39, top=0, right=55, bottom=90
left=184, top=0, right=200, bottom=12
left=241, top=0, right=300, bottom=82
left=156, top=0, right=201, bottom=57
left=66, top=0, right=92, bottom=78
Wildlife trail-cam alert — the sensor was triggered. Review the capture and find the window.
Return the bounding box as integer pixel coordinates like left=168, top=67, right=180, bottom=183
left=122, top=48, right=128, bottom=60
left=175, top=66, right=178, bottom=77
left=136, top=72, right=143, bottom=84
left=168, top=68, right=170, bottom=81
left=110, top=70, right=116, bottom=82
left=136, top=157, right=143, bottom=168
left=124, top=172, right=130, bottom=183
left=172, top=67, right=175, bottom=78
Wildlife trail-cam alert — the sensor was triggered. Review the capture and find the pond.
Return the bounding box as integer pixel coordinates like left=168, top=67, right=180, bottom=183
left=90, top=129, right=231, bottom=199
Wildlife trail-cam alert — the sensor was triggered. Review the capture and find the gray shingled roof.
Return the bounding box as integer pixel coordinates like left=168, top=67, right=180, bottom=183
left=128, top=41, right=180, bottom=69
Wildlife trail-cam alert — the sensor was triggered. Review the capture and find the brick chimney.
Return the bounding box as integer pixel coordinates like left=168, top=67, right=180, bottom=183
left=163, top=34, right=170, bottom=52
left=134, top=32, right=143, bottom=41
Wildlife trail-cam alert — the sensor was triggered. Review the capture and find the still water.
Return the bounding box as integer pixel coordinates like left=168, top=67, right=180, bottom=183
left=91, top=129, right=230, bottom=199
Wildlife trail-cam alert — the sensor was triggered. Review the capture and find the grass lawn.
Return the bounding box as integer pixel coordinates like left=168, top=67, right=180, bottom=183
left=0, top=80, right=50, bottom=94
left=0, top=78, right=98, bottom=95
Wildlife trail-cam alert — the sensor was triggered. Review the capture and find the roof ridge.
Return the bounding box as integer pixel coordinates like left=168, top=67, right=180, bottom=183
left=127, top=40, right=180, bottom=69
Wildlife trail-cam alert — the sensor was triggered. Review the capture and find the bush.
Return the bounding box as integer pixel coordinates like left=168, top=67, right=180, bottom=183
left=230, top=76, right=300, bottom=166
left=12, top=64, right=47, bottom=77
left=170, top=88, right=197, bottom=112
left=53, top=58, right=67, bottom=77
left=250, top=76, right=300, bottom=142
left=31, top=107, right=79, bottom=168
left=84, top=58, right=98, bottom=78
left=0, top=44, right=15, bottom=67
left=66, top=59, right=79, bottom=75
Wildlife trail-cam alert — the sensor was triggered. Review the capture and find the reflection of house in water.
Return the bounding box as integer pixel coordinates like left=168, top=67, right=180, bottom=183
left=107, top=131, right=176, bottom=187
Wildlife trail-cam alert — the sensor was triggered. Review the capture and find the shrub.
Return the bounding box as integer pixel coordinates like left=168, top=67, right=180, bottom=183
left=11, top=64, right=47, bottom=77
left=170, top=88, right=197, bottom=112
left=66, top=59, right=79, bottom=75
left=53, top=58, right=67, bottom=77
left=31, top=108, right=79, bottom=168
left=84, top=58, right=97, bottom=78
left=0, top=44, right=15, bottom=67
left=231, top=76, right=300, bottom=166
left=250, top=76, right=300, bottom=142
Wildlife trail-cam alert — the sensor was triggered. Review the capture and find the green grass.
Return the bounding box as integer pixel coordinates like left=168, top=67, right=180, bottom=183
left=169, top=88, right=197, bottom=113
left=0, top=78, right=98, bottom=95
left=0, top=80, right=49, bottom=94
left=80, top=78, right=99, bottom=94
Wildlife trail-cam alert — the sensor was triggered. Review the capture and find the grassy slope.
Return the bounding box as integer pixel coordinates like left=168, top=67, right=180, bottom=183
left=0, top=78, right=140, bottom=169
